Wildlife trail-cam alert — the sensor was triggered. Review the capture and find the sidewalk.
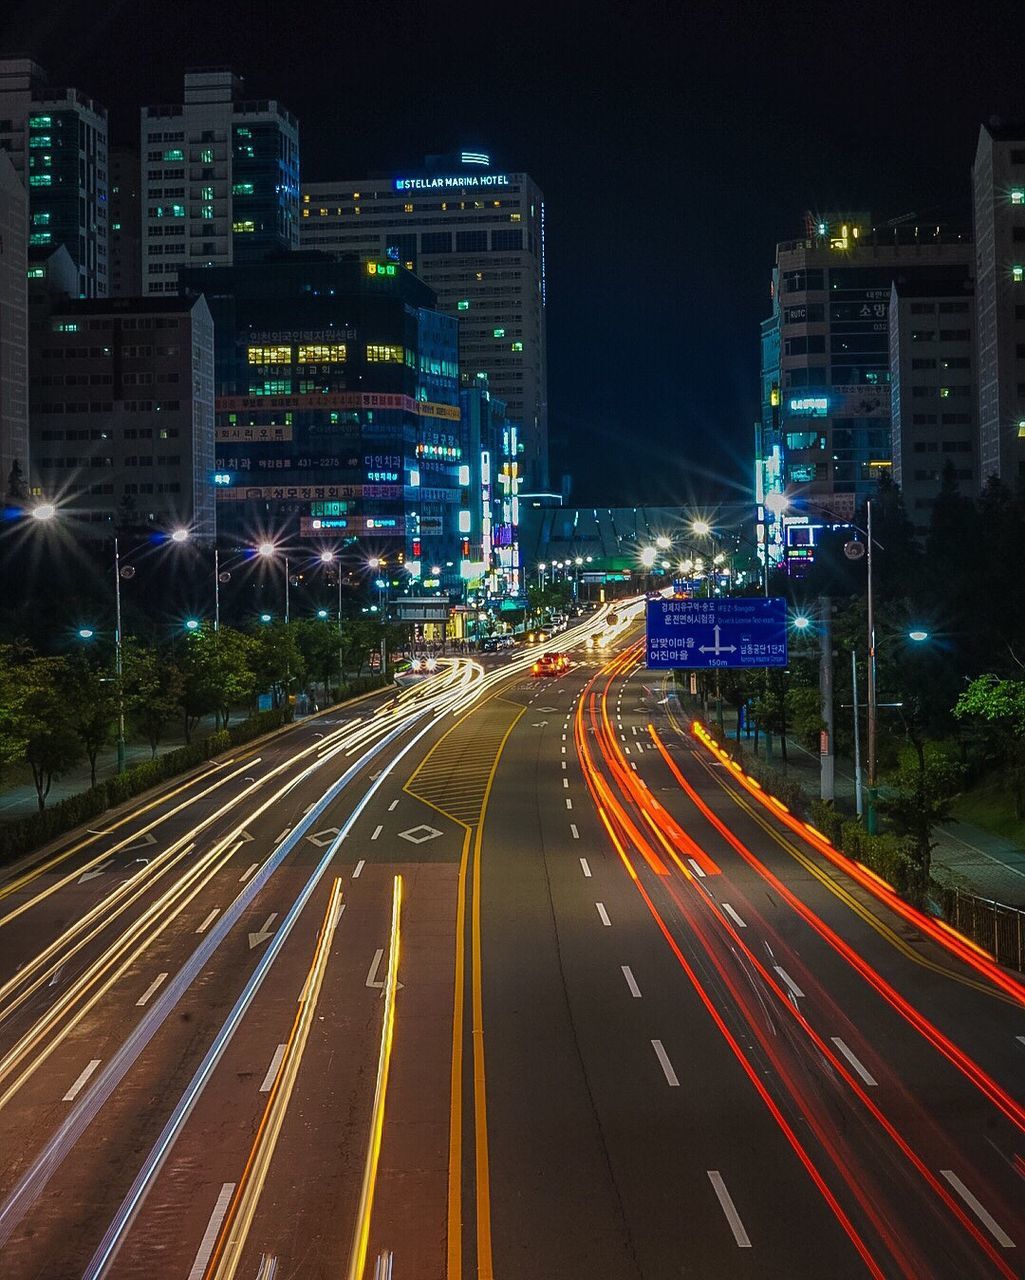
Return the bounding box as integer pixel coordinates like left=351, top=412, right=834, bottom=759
left=696, top=698, right=1025, bottom=908
left=0, top=714, right=223, bottom=824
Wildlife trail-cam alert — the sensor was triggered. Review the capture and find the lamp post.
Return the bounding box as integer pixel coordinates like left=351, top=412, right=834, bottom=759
left=865, top=500, right=879, bottom=833
left=257, top=542, right=290, bottom=623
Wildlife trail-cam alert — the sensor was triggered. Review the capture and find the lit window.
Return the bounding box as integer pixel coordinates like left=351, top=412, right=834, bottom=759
left=201, top=185, right=214, bottom=200
left=458, top=510, right=471, bottom=533
left=1015, top=266, right=1024, bottom=283
left=248, top=380, right=292, bottom=396
left=232, top=181, right=254, bottom=196
left=458, top=464, right=471, bottom=486
left=29, top=174, right=52, bottom=186
left=939, top=387, right=951, bottom=398
left=235, top=126, right=252, bottom=138
left=28, top=135, right=51, bottom=148
left=163, top=148, right=184, bottom=161
left=32, top=211, right=51, bottom=225
left=53, top=322, right=78, bottom=333
left=111, top=221, right=121, bottom=231
left=511, top=341, right=523, bottom=352
left=457, top=299, right=470, bottom=311
left=233, top=220, right=256, bottom=233
left=366, top=344, right=404, bottom=363
left=493, top=327, right=505, bottom=338
left=297, top=343, right=347, bottom=362
left=404, top=203, right=414, bottom=213
left=1018, top=419, right=1025, bottom=438
left=201, top=204, right=214, bottom=220
left=200, top=148, right=213, bottom=164
left=27, top=267, right=45, bottom=279
left=1013, top=190, right=1025, bottom=205
left=29, top=231, right=52, bottom=245
left=27, top=115, right=51, bottom=128
left=247, top=345, right=293, bottom=364
left=510, top=212, right=522, bottom=221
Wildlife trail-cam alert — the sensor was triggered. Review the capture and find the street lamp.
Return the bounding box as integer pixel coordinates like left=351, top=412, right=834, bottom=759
left=792, top=614, right=811, bottom=631
left=256, top=542, right=290, bottom=623
left=908, top=629, right=929, bottom=643
left=77, top=627, right=95, bottom=641
left=655, top=534, right=671, bottom=550
left=170, top=527, right=190, bottom=544
left=640, top=546, right=657, bottom=568
left=184, top=618, right=201, bottom=632
left=31, top=502, right=57, bottom=522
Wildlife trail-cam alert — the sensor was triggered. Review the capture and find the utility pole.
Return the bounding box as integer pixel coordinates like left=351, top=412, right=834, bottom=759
left=113, top=536, right=126, bottom=774
left=819, top=595, right=834, bottom=802
left=865, top=499, right=878, bottom=833
left=851, top=649, right=864, bottom=817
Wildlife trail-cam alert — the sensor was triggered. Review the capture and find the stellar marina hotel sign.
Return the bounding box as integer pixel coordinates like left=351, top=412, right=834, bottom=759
left=393, top=173, right=512, bottom=191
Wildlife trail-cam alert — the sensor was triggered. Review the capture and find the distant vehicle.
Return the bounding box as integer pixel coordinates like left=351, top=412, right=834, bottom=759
left=498, top=635, right=516, bottom=649
left=409, top=654, right=438, bottom=675
left=480, top=637, right=500, bottom=652
left=525, top=630, right=549, bottom=644
left=532, top=653, right=562, bottom=677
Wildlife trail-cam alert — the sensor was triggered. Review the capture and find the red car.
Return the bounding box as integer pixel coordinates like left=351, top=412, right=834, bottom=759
left=532, top=653, right=561, bottom=677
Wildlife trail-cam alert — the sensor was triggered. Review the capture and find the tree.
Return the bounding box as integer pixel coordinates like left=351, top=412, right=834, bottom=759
left=953, top=675, right=1025, bottom=818
left=5, top=459, right=28, bottom=502
left=0, top=646, right=29, bottom=783
left=123, top=641, right=183, bottom=758
left=295, top=618, right=342, bottom=698
left=248, top=622, right=304, bottom=708
left=16, top=656, right=83, bottom=810
left=62, top=656, right=117, bottom=787
left=881, top=748, right=963, bottom=899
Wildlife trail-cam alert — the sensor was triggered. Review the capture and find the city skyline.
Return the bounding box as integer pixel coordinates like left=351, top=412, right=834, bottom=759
left=4, top=0, right=1022, bottom=503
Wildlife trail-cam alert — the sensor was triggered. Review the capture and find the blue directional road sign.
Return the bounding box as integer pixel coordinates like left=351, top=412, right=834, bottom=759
left=646, top=596, right=788, bottom=670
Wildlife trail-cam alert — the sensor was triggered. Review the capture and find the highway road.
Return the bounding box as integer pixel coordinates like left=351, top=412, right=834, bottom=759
left=0, top=604, right=1022, bottom=1279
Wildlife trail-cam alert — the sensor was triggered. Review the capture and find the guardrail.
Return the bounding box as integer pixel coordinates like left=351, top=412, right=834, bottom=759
left=941, top=885, right=1025, bottom=974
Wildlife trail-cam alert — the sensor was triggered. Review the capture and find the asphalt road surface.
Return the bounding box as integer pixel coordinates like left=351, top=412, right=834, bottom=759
left=0, top=603, right=1022, bottom=1280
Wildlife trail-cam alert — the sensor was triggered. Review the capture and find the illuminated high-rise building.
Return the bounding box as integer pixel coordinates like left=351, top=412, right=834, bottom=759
left=300, top=150, right=548, bottom=490
left=0, top=148, right=28, bottom=492
left=0, top=57, right=108, bottom=298
left=973, top=121, right=1025, bottom=484
left=140, top=69, right=299, bottom=295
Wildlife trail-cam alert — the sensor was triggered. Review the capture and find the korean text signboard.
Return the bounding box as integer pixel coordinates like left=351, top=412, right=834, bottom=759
left=646, top=597, right=788, bottom=669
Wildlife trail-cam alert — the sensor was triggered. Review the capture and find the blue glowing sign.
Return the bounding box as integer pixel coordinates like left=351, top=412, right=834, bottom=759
left=646, top=597, right=788, bottom=670
left=393, top=174, right=510, bottom=192
left=212, top=472, right=232, bottom=486
left=788, top=396, right=829, bottom=416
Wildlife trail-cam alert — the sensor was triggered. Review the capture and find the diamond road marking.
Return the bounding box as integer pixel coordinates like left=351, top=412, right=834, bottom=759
left=306, top=827, right=340, bottom=848
left=398, top=824, right=443, bottom=845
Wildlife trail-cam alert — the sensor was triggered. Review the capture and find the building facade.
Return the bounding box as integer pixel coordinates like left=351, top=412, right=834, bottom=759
left=29, top=294, right=215, bottom=537
left=889, top=267, right=976, bottom=532
left=179, top=254, right=467, bottom=595
left=757, top=215, right=971, bottom=568
left=141, top=69, right=299, bottom=296
left=0, top=147, right=28, bottom=494
left=461, top=375, right=521, bottom=598
left=109, top=147, right=142, bottom=297
left=0, top=57, right=108, bottom=298
left=300, top=150, right=548, bottom=490
left=973, top=121, right=1025, bottom=485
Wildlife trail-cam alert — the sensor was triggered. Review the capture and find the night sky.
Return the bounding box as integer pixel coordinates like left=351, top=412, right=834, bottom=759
left=4, top=0, right=1022, bottom=504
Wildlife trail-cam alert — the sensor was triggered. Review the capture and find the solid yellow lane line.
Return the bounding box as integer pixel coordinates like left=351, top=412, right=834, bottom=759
left=447, top=828, right=472, bottom=1280
left=346, top=873, right=403, bottom=1280
left=471, top=704, right=526, bottom=1280
left=207, top=879, right=344, bottom=1280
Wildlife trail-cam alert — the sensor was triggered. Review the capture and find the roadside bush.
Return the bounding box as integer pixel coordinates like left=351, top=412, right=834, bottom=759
left=0, top=681, right=385, bottom=865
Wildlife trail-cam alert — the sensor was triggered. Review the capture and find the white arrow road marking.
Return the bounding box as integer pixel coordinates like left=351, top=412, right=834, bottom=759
left=121, top=832, right=157, bottom=853
left=306, top=827, right=340, bottom=848
left=365, top=948, right=404, bottom=992
left=708, top=1171, right=751, bottom=1247
left=187, top=1183, right=236, bottom=1280
left=259, top=1044, right=287, bottom=1093
left=136, top=974, right=168, bottom=1007
left=248, top=913, right=278, bottom=949
left=531, top=721, right=549, bottom=727
left=239, top=829, right=254, bottom=842
left=63, top=1060, right=101, bottom=1102
left=78, top=860, right=114, bottom=884
left=830, top=1037, right=878, bottom=1086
